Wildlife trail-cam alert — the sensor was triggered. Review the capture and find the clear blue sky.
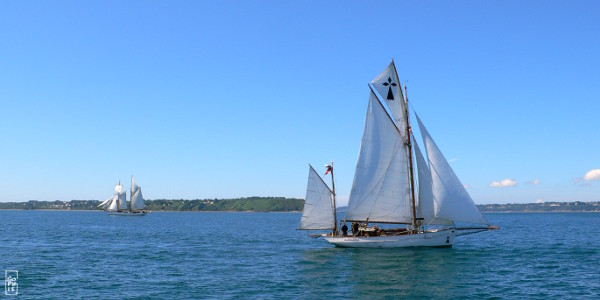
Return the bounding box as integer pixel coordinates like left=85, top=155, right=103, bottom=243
left=1, top=1, right=599, bottom=204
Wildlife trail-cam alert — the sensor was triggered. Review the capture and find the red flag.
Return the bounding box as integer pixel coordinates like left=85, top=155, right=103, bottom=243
left=325, top=165, right=333, bottom=175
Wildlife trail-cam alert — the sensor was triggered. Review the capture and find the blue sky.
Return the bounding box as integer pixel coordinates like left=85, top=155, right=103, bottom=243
left=1, top=1, right=598, bottom=204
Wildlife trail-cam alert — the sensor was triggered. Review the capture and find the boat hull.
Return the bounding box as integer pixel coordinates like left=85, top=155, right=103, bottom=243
left=323, top=229, right=455, bottom=248
left=107, top=211, right=147, bottom=216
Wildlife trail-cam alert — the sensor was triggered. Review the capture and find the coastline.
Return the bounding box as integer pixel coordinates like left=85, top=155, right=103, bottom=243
left=0, top=209, right=302, bottom=213
left=482, top=210, right=600, bottom=213
left=1, top=209, right=597, bottom=213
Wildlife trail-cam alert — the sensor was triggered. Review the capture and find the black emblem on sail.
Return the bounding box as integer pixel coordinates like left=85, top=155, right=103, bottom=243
left=382, top=76, right=397, bottom=100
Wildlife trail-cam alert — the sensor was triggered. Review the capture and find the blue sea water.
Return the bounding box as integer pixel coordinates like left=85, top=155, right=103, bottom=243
left=1, top=211, right=599, bottom=299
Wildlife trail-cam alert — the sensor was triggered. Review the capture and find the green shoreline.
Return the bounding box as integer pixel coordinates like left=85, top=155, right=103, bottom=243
left=1, top=199, right=599, bottom=213
left=0, top=197, right=304, bottom=212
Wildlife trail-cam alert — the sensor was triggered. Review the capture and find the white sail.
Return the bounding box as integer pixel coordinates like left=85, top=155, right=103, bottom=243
left=416, top=114, right=488, bottom=226
left=98, top=196, right=112, bottom=208
left=345, top=90, right=412, bottom=224
left=131, top=176, right=136, bottom=199
left=130, top=176, right=145, bottom=210
left=118, top=192, right=127, bottom=209
left=115, top=183, right=122, bottom=194
left=414, top=138, right=453, bottom=226
left=299, top=165, right=335, bottom=230
left=414, top=139, right=434, bottom=222
left=107, top=195, right=119, bottom=212
left=371, top=61, right=406, bottom=135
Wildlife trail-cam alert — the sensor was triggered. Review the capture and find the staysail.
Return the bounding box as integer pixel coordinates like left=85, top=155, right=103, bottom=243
left=415, top=114, right=488, bottom=226
left=414, top=138, right=454, bottom=225
left=299, top=165, right=335, bottom=230
left=345, top=89, right=412, bottom=224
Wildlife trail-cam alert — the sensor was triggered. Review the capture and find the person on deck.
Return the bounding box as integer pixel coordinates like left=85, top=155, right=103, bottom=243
left=341, top=223, right=348, bottom=236
left=351, top=222, right=359, bottom=236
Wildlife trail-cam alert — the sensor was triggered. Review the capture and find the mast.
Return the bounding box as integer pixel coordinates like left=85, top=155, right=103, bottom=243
left=327, top=161, right=338, bottom=236
left=117, top=181, right=121, bottom=211
left=404, top=83, right=418, bottom=231
left=130, top=176, right=133, bottom=212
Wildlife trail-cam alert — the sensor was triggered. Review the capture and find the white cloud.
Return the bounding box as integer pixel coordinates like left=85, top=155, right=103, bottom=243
left=489, top=178, right=517, bottom=188
left=527, top=179, right=540, bottom=185
left=583, top=169, right=600, bottom=181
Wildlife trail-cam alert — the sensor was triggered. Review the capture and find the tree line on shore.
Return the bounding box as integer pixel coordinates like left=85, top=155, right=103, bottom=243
left=1, top=198, right=599, bottom=212
left=476, top=201, right=600, bottom=212
left=0, top=197, right=304, bottom=212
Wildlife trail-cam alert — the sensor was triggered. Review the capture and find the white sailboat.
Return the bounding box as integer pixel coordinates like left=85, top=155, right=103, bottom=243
left=98, top=181, right=127, bottom=213
left=300, top=60, right=498, bottom=248
left=98, top=176, right=148, bottom=216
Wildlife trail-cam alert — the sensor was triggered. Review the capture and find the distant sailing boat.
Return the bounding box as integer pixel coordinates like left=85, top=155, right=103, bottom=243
left=98, top=181, right=127, bottom=213
left=98, top=176, right=148, bottom=216
left=299, top=60, right=498, bottom=248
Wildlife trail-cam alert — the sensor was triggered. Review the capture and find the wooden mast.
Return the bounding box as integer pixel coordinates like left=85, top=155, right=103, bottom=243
left=117, top=181, right=121, bottom=211
left=130, top=176, right=133, bottom=212
left=391, top=60, right=418, bottom=232
left=328, top=161, right=338, bottom=236
left=403, top=83, right=418, bottom=233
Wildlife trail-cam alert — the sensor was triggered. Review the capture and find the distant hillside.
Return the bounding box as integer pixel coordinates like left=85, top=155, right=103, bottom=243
left=146, top=197, right=303, bottom=212
left=3, top=199, right=599, bottom=213
left=0, top=197, right=304, bottom=212
left=477, top=201, right=600, bottom=212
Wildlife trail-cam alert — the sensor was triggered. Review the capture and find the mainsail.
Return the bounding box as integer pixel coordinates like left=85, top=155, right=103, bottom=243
left=344, top=89, right=412, bottom=224
left=415, top=114, right=488, bottom=226
left=299, top=165, right=335, bottom=230
left=130, top=176, right=146, bottom=211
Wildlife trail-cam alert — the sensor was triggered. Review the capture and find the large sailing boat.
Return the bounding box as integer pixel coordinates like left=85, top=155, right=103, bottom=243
left=299, top=61, right=498, bottom=248
left=98, top=176, right=148, bottom=216
left=97, top=181, right=127, bottom=213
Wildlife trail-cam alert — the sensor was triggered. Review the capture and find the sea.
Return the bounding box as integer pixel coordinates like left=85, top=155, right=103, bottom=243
left=1, top=211, right=599, bottom=299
